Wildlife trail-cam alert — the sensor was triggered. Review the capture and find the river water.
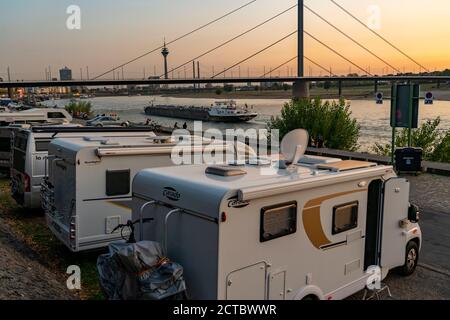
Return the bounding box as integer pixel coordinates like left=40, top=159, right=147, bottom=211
left=43, top=96, right=450, bottom=152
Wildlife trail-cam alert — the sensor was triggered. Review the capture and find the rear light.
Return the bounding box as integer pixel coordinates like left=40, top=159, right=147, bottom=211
left=24, top=173, right=31, bottom=193
left=70, top=217, right=76, bottom=241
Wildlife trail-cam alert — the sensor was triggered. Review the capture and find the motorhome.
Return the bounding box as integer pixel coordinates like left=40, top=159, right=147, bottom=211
left=0, top=108, right=72, bottom=126
left=10, top=127, right=156, bottom=209
left=131, top=130, right=421, bottom=300
left=1, top=122, right=79, bottom=175
left=42, top=135, right=255, bottom=252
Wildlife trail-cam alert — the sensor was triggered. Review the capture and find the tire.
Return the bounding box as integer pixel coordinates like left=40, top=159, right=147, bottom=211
left=96, top=124, right=103, bottom=127
left=302, top=295, right=319, bottom=301
left=400, top=241, right=419, bottom=276
left=121, top=122, right=129, bottom=127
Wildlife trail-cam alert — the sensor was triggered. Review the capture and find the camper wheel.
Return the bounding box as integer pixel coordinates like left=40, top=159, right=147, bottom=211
left=400, top=241, right=419, bottom=276
left=302, top=295, right=319, bottom=301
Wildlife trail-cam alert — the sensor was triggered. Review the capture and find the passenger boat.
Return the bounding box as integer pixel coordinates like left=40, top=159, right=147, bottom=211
left=144, top=100, right=258, bottom=123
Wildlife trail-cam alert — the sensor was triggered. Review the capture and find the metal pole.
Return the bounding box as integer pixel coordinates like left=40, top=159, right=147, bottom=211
left=408, top=84, right=414, bottom=147
left=338, top=80, right=342, bottom=97
left=391, top=84, right=397, bottom=165
left=298, top=0, right=304, bottom=77
left=193, top=61, right=196, bottom=89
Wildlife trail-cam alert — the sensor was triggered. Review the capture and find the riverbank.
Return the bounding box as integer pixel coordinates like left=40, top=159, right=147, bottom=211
left=0, top=178, right=102, bottom=300
left=162, top=85, right=450, bottom=101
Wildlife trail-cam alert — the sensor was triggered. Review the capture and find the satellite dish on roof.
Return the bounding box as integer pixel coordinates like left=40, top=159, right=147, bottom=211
left=281, top=129, right=309, bottom=164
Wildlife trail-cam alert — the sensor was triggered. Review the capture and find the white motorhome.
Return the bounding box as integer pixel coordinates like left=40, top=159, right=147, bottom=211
left=42, top=135, right=255, bottom=252
left=0, top=108, right=72, bottom=126
left=1, top=122, right=78, bottom=175
left=10, top=127, right=155, bottom=209
left=132, top=131, right=422, bottom=300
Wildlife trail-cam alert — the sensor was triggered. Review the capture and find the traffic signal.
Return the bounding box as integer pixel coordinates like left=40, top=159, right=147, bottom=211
left=391, top=84, right=419, bottom=128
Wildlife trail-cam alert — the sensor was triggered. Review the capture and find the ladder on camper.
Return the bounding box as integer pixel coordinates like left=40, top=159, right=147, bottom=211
left=362, top=283, right=393, bottom=300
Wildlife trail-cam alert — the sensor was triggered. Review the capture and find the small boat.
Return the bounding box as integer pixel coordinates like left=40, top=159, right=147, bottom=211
left=144, top=100, right=258, bottom=123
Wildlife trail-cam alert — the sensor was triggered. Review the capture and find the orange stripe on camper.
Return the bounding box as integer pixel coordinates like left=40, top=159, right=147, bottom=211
left=302, top=190, right=367, bottom=249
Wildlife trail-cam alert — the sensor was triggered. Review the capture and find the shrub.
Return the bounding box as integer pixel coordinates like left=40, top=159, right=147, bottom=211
left=268, top=98, right=360, bottom=151
left=65, top=101, right=93, bottom=116
left=224, top=85, right=234, bottom=93
left=372, top=117, right=450, bottom=163
left=215, top=88, right=222, bottom=95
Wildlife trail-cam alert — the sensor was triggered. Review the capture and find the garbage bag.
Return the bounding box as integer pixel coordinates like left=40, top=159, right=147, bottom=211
left=97, top=241, right=187, bottom=300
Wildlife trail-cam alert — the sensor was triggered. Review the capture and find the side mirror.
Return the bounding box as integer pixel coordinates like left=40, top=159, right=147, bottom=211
left=408, top=204, right=420, bottom=223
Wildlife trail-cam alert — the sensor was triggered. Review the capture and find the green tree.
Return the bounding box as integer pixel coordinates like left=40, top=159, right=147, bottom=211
left=372, top=117, right=450, bottom=163
left=269, top=98, right=360, bottom=151
left=65, top=101, right=93, bottom=116
left=224, top=85, right=234, bottom=93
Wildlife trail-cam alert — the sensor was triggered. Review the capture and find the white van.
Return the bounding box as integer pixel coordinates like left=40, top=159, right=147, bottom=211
left=132, top=131, right=422, bottom=300
left=43, top=135, right=255, bottom=252
left=0, top=108, right=72, bottom=126
left=10, top=127, right=156, bottom=209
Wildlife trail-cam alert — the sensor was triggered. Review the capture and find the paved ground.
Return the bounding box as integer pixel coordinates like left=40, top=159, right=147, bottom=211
left=380, top=173, right=450, bottom=300
left=0, top=173, right=448, bottom=300
left=0, top=223, right=76, bottom=300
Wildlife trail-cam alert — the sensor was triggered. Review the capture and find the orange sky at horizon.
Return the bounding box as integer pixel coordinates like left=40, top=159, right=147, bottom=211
left=0, top=0, right=449, bottom=80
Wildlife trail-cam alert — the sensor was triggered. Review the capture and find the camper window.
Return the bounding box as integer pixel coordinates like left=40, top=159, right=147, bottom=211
left=47, top=112, right=66, bottom=119
left=0, top=137, right=10, bottom=152
left=106, top=170, right=131, bottom=196
left=260, top=201, right=297, bottom=243
left=14, top=136, right=27, bottom=151
left=332, top=202, right=359, bottom=235
left=35, top=140, right=51, bottom=152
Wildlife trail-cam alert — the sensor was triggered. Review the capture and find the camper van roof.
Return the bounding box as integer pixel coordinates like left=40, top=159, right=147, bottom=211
left=133, top=161, right=393, bottom=218
left=31, top=126, right=154, bottom=133
left=50, top=135, right=240, bottom=155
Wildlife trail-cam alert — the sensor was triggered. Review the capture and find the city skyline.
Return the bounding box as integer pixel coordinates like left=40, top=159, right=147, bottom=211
left=1, top=0, right=449, bottom=80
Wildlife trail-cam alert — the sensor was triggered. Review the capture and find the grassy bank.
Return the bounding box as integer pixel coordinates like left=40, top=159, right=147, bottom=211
left=0, top=178, right=102, bottom=300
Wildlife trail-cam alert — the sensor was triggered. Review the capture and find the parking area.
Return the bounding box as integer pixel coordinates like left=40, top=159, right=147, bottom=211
left=0, top=173, right=449, bottom=300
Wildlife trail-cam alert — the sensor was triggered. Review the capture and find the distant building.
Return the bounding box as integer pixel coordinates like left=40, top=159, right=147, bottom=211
left=148, top=76, right=161, bottom=91
left=59, top=67, right=72, bottom=81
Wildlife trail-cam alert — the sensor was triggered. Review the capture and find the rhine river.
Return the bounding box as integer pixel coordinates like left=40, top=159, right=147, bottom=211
left=44, top=96, right=450, bottom=152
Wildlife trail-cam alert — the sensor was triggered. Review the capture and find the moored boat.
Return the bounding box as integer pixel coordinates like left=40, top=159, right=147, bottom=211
left=144, top=100, right=257, bottom=123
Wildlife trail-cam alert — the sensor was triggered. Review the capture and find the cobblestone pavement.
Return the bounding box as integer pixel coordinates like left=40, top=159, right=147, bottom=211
left=407, top=174, right=450, bottom=216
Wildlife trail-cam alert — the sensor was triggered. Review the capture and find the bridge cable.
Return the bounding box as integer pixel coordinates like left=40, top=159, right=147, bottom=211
left=304, top=30, right=373, bottom=76
left=260, top=55, right=338, bottom=78
left=304, top=4, right=401, bottom=74
left=92, top=0, right=259, bottom=80
left=261, top=56, right=298, bottom=78
left=212, top=31, right=297, bottom=79
left=160, top=4, right=298, bottom=78
left=304, top=56, right=338, bottom=76
left=329, top=0, right=430, bottom=72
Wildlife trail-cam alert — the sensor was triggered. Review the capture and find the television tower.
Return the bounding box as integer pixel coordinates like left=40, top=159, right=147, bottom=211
left=161, top=39, right=170, bottom=79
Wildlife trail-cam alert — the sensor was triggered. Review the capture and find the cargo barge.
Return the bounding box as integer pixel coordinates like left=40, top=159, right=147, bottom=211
left=144, top=100, right=258, bottom=123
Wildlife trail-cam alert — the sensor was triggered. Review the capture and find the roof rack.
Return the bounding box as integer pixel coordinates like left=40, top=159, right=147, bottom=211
left=31, top=126, right=154, bottom=133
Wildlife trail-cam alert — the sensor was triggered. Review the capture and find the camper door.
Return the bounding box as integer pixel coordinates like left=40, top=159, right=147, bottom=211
left=380, top=178, right=409, bottom=269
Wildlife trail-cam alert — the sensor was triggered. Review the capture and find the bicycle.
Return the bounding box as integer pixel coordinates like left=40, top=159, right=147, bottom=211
left=111, top=218, right=154, bottom=244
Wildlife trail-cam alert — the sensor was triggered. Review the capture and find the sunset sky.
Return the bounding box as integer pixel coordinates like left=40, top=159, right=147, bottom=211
left=0, top=0, right=449, bottom=80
